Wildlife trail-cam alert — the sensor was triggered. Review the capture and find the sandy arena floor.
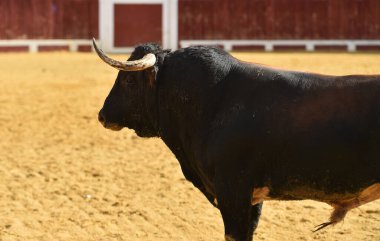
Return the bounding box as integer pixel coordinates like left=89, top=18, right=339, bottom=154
left=0, top=51, right=379, bottom=241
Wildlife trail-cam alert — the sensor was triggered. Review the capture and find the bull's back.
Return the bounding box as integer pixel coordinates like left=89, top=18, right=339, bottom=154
left=260, top=73, right=380, bottom=200
left=209, top=67, right=380, bottom=201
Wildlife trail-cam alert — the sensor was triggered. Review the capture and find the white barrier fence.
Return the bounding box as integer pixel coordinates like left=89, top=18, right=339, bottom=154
left=180, top=40, right=380, bottom=52
left=1, top=39, right=379, bottom=52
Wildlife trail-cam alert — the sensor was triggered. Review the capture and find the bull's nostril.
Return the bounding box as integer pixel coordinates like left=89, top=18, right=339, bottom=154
left=98, top=111, right=105, bottom=124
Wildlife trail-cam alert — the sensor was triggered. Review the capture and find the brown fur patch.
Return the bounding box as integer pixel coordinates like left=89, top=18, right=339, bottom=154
left=147, top=67, right=157, bottom=87
left=252, top=186, right=270, bottom=205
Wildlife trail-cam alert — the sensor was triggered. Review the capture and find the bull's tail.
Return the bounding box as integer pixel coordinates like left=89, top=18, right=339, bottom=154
left=313, top=205, right=348, bottom=232
left=313, top=183, right=380, bottom=232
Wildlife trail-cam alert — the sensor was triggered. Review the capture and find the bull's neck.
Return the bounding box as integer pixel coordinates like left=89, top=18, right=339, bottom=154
left=157, top=87, right=207, bottom=163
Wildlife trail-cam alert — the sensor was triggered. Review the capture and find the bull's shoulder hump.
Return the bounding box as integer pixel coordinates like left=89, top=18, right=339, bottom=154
left=167, top=46, right=237, bottom=68
left=163, top=46, right=237, bottom=86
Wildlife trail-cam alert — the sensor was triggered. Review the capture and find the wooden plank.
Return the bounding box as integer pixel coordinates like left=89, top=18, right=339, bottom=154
left=0, top=0, right=379, bottom=41
left=178, top=0, right=380, bottom=40
left=0, top=46, right=29, bottom=52
left=114, top=4, right=162, bottom=47
left=0, top=0, right=98, bottom=39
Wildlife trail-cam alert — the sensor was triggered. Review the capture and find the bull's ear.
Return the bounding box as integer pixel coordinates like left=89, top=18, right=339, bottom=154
left=147, top=66, right=158, bottom=87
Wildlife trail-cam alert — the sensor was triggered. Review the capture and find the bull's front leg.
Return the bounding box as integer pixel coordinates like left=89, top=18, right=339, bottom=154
left=250, top=202, right=263, bottom=235
left=197, top=185, right=218, bottom=208
left=215, top=169, right=263, bottom=241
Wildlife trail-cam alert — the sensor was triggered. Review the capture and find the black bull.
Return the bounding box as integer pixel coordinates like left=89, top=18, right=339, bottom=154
left=94, top=41, right=380, bottom=241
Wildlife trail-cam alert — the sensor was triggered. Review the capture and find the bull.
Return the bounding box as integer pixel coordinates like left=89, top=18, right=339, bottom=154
left=93, top=38, right=380, bottom=241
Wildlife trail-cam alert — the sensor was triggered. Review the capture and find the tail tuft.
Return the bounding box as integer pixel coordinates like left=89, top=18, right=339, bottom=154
left=313, top=205, right=348, bottom=232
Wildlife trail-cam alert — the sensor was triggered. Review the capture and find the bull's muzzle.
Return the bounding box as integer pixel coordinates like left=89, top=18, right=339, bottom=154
left=98, top=110, right=123, bottom=131
left=98, top=110, right=106, bottom=125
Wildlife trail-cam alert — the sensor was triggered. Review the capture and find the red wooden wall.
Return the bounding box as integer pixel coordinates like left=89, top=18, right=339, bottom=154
left=179, top=0, right=380, bottom=40
left=0, top=0, right=98, bottom=39
left=114, top=4, right=162, bottom=47
left=0, top=0, right=379, bottom=40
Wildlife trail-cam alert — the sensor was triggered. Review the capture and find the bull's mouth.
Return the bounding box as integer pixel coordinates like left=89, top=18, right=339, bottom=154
left=102, top=122, right=124, bottom=131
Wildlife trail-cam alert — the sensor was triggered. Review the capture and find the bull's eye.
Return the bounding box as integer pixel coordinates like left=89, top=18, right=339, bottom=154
left=123, top=76, right=136, bottom=87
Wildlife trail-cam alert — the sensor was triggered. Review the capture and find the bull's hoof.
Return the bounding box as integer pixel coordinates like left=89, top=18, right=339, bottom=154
left=225, top=235, right=236, bottom=241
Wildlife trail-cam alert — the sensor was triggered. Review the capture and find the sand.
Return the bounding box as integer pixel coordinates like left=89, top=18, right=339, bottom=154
left=0, top=51, right=379, bottom=241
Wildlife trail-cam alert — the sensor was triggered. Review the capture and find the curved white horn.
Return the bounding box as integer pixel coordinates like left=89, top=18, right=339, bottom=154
left=92, top=38, right=156, bottom=71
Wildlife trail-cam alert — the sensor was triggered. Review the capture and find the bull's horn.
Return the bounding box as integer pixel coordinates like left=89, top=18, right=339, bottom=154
left=92, top=38, right=156, bottom=71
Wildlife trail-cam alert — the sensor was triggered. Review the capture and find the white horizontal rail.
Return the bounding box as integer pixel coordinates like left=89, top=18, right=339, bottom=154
left=180, top=40, right=380, bottom=52
left=0, top=39, right=93, bottom=52
left=1, top=39, right=379, bottom=52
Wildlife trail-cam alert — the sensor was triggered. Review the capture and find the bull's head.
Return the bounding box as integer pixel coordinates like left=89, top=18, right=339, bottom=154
left=93, top=39, right=165, bottom=137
